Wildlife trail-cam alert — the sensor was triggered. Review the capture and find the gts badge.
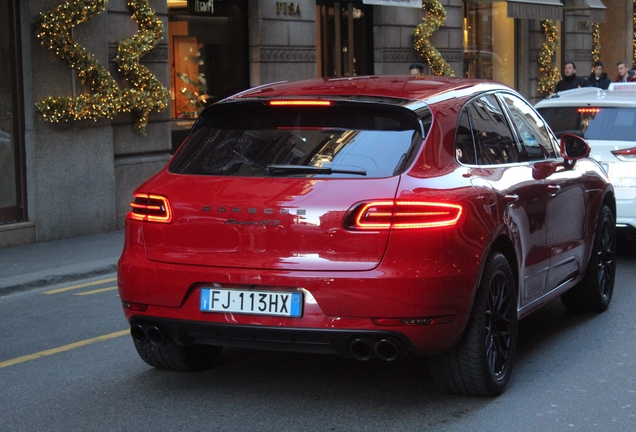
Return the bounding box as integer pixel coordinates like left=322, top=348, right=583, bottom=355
left=225, top=219, right=280, bottom=226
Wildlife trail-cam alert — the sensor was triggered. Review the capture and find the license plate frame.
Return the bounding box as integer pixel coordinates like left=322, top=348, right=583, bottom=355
left=200, top=288, right=303, bottom=317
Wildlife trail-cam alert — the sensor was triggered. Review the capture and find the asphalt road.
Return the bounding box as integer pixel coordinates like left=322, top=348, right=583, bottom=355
left=1, top=240, right=635, bottom=431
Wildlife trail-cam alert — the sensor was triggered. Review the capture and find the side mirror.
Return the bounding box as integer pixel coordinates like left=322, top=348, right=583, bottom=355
left=560, top=133, right=590, bottom=161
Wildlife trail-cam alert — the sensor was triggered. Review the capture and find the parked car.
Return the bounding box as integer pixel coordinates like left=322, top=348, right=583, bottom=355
left=536, top=84, right=636, bottom=240
left=118, top=76, right=616, bottom=396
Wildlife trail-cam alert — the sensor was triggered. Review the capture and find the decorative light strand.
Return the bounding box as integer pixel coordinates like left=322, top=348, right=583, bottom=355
left=413, top=0, right=455, bottom=77
left=537, top=20, right=560, bottom=95
left=115, top=0, right=169, bottom=134
left=592, top=22, right=600, bottom=63
left=34, top=0, right=168, bottom=134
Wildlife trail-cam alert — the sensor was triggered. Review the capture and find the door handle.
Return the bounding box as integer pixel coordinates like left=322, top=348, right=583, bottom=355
left=547, top=184, right=561, bottom=196
left=503, top=194, right=519, bottom=203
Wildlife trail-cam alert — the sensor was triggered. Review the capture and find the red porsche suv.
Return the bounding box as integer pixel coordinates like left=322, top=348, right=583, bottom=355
left=118, top=76, right=616, bottom=396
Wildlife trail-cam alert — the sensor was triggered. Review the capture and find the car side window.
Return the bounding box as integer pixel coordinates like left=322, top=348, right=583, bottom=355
left=468, top=94, right=520, bottom=165
left=455, top=108, right=477, bottom=164
left=499, top=93, right=558, bottom=161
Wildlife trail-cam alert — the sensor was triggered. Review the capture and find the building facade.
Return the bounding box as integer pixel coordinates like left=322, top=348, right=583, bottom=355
left=1, top=0, right=632, bottom=248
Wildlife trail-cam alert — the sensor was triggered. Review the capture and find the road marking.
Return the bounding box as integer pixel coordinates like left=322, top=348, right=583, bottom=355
left=44, top=277, right=117, bottom=295
left=0, top=330, right=129, bottom=369
left=74, top=286, right=118, bottom=296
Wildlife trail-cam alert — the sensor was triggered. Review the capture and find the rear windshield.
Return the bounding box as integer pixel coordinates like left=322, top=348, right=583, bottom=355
left=537, top=107, right=636, bottom=141
left=169, top=101, right=427, bottom=178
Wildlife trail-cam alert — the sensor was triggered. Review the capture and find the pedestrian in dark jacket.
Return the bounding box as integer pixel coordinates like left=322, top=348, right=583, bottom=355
left=555, top=61, right=589, bottom=92
left=615, top=61, right=636, bottom=82
left=587, top=60, right=611, bottom=89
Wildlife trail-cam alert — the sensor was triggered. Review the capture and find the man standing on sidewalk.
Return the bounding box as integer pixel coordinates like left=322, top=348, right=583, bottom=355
left=555, top=62, right=589, bottom=92
left=614, top=61, right=636, bottom=82
left=587, top=60, right=611, bottom=89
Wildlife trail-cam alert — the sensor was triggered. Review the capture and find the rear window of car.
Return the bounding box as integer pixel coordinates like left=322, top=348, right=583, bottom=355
left=537, top=107, right=636, bottom=141
left=169, top=101, right=428, bottom=178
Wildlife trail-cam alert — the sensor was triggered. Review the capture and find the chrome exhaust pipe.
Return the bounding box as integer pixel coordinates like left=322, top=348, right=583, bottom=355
left=374, top=338, right=405, bottom=362
left=349, top=338, right=375, bottom=361
left=147, top=326, right=165, bottom=346
left=130, top=324, right=147, bottom=344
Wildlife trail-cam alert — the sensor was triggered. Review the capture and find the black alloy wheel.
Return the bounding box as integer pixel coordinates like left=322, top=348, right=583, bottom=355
left=561, top=204, right=616, bottom=312
left=430, top=252, right=518, bottom=396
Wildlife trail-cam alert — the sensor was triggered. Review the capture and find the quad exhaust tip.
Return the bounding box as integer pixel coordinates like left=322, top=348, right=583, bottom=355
left=349, top=337, right=406, bottom=362
left=130, top=324, right=165, bottom=346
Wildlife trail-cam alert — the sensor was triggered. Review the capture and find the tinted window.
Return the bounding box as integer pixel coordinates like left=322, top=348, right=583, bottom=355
left=170, top=102, right=425, bottom=178
left=469, top=95, right=520, bottom=165
left=538, top=107, right=636, bottom=141
left=455, top=108, right=477, bottom=164
left=500, top=93, right=557, bottom=160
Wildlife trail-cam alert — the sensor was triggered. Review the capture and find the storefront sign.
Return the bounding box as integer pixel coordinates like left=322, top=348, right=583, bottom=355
left=276, top=2, right=300, bottom=15
left=363, top=0, right=422, bottom=8
left=189, top=0, right=214, bottom=15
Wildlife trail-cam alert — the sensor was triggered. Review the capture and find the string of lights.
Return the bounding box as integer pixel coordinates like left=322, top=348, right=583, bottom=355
left=537, top=20, right=560, bottom=95
left=115, top=0, right=169, bottom=134
left=413, top=0, right=455, bottom=77
left=592, top=23, right=600, bottom=63
left=34, top=0, right=168, bottom=135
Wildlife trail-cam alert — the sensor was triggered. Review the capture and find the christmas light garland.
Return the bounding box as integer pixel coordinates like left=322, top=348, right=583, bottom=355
left=116, top=0, right=169, bottom=133
left=413, top=0, right=454, bottom=77
left=537, top=20, right=560, bottom=95
left=592, top=22, right=600, bottom=63
left=35, top=0, right=168, bottom=134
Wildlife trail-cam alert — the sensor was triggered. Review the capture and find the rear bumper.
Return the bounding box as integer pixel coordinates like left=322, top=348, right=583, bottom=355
left=130, top=316, right=417, bottom=357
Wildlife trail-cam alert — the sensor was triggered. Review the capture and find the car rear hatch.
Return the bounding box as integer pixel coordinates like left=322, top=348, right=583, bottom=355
left=138, top=99, right=428, bottom=271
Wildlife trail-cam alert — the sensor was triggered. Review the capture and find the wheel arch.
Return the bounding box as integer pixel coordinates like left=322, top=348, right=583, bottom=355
left=603, top=190, right=616, bottom=220
left=488, top=235, right=519, bottom=294
left=466, top=232, right=519, bottom=316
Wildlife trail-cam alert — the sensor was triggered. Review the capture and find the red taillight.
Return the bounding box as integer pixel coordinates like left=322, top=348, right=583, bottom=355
left=268, top=100, right=332, bottom=106
left=344, top=200, right=463, bottom=230
left=127, top=193, right=172, bottom=223
left=578, top=108, right=600, bottom=114
left=611, top=146, right=636, bottom=161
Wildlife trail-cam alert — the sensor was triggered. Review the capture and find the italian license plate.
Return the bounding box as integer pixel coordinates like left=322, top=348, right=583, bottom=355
left=200, top=288, right=302, bottom=317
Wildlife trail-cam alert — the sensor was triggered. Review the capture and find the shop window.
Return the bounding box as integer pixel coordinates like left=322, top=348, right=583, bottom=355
left=168, top=0, right=249, bottom=148
left=0, top=0, right=26, bottom=225
left=463, top=1, right=515, bottom=87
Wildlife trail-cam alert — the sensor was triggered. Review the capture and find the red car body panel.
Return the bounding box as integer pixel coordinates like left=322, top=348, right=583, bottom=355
left=118, top=76, right=613, bottom=358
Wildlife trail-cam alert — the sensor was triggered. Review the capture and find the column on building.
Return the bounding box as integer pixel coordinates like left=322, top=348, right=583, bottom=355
left=13, top=0, right=173, bottom=247
left=248, top=0, right=317, bottom=85
left=562, top=0, right=606, bottom=82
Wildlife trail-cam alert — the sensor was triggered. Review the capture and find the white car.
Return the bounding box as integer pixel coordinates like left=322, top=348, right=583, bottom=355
left=536, top=84, right=636, bottom=240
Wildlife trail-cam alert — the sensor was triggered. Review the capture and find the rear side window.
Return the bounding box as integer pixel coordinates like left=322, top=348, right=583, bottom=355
left=500, top=93, right=557, bottom=161
left=170, top=102, right=426, bottom=178
left=538, top=107, right=636, bottom=141
left=455, top=108, right=477, bottom=164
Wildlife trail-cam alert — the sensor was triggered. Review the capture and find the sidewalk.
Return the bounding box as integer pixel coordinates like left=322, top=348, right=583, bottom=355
left=0, top=230, right=124, bottom=296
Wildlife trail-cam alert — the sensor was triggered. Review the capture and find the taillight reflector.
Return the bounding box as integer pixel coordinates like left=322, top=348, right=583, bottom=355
left=127, top=193, right=172, bottom=223
left=372, top=316, right=456, bottom=326
left=268, top=100, right=332, bottom=106
left=345, top=200, right=463, bottom=230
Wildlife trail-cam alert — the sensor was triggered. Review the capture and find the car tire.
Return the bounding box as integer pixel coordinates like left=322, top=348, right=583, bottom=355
left=561, top=204, right=616, bottom=313
left=430, top=252, right=517, bottom=396
left=133, top=336, right=223, bottom=372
